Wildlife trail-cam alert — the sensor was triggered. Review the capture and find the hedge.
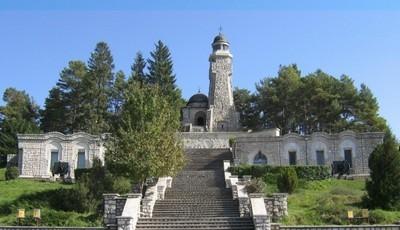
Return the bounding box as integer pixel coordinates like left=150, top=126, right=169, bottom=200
left=228, top=164, right=330, bottom=180
left=74, top=168, right=92, bottom=181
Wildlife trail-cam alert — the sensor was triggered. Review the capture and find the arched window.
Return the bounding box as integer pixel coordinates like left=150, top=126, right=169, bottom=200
left=254, top=151, right=267, bottom=164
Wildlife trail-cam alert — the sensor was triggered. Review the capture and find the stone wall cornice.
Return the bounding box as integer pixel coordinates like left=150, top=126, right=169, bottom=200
left=17, top=132, right=104, bottom=142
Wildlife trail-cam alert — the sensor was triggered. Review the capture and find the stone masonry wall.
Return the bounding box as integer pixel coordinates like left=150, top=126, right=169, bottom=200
left=180, top=129, right=280, bottom=149
left=264, top=193, right=288, bottom=221
left=234, top=131, right=384, bottom=174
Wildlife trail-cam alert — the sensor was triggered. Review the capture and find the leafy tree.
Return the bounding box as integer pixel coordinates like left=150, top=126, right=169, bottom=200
left=365, top=130, right=400, bottom=210
left=233, top=87, right=260, bottom=130
left=82, top=42, right=115, bottom=134
left=255, top=65, right=386, bottom=134
left=106, top=84, right=185, bottom=190
left=256, top=64, right=302, bottom=134
left=129, top=52, right=147, bottom=86
left=40, top=87, right=66, bottom=132
left=0, top=88, right=40, bottom=165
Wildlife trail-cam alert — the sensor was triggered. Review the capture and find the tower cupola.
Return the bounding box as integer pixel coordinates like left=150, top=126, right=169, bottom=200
left=212, top=33, right=230, bottom=52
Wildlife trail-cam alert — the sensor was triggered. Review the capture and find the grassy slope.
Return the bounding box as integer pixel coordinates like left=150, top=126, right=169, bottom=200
left=0, top=168, right=100, bottom=226
left=274, top=179, right=400, bottom=225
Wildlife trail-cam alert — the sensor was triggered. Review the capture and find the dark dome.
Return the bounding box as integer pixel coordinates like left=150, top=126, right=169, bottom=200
left=213, top=33, right=228, bottom=44
left=187, top=93, right=208, bottom=106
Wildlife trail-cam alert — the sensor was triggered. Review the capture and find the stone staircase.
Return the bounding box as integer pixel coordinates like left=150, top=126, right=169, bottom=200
left=136, top=148, right=254, bottom=230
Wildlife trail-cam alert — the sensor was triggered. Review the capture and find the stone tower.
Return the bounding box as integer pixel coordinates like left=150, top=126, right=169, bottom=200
left=207, top=33, right=240, bottom=132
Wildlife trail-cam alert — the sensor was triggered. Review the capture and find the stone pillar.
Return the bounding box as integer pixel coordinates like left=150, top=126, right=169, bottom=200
left=237, top=184, right=250, bottom=217
left=250, top=193, right=270, bottom=230
left=239, top=197, right=251, bottom=217
left=117, top=193, right=141, bottom=230
left=103, top=193, right=119, bottom=229
left=253, top=215, right=271, bottom=230
left=166, top=177, right=173, bottom=188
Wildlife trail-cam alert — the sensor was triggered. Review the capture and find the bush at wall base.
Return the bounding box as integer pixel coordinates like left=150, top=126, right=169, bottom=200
left=5, top=166, right=19, bottom=180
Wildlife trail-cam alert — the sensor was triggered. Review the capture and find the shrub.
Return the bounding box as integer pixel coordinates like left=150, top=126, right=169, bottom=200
left=246, top=178, right=265, bottom=193
left=5, top=166, right=19, bottom=180
left=277, top=167, right=298, bottom=194
left=112, top=176, right=132, bottom=194
left=74, top=168, right=92, bottom=181
left=229, top=164, right=330, bottom=181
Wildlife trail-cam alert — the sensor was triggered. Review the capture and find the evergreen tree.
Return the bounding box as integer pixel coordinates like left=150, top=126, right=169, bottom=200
left=147, top=40, right=182, bottom=106
left=40, top=87, right=66, bottom=132
left=57, top=61, right=88, bottom=133
left=106, top=84, right=185, bottom=190
left=82, top=42, right=115, bottom=134
left=110, top=71, right=126, bottom=114
left=129, top=52, right=147, bottom=86
left=0, top=88, right=40, bottom=165
left=354, top=84, right=387, bottom=132
left=256, top=64, right=302, bottom=134
left=366, top=130, right=400, bottom=210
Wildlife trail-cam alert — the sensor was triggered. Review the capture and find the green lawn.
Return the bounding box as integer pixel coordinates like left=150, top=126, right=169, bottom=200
left=272, top=179, right=400, bottom=225
left=0, top=168, right=101, bottom=226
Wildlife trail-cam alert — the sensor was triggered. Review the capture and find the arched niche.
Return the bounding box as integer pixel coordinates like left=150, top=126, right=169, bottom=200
left=311, top=141, right=329, bottom=165
left=74, top=141, right=89, bottom=169
left=253, top=151, right=268, bottom=164
left=46, top=140, right=62, bottom=172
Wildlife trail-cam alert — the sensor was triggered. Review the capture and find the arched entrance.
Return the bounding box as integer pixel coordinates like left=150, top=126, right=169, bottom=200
left=194, top=111, right=206, bottom=126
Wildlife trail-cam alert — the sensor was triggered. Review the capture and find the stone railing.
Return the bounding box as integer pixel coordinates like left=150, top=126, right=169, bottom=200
left=103, top=193, right=141, bottom=230
left=103, top=176, right=172, bottom=230
left=250, top=193, right=271, bottom=230
left=271, top=224, right=400, bottom=230
left=223, top=160, right=270, bottom=230
left=141, top=176, right=172, bottom=218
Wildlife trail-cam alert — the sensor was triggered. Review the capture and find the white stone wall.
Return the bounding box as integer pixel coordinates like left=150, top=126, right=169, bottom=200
left=17, top=132, right=105, bottom=179
left=179, top=129, right=280, bottom=149
left=234, top=130, right=384, bottom=174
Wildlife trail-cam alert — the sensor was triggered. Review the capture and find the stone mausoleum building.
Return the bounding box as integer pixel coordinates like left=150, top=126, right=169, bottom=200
left=16, top=132, right=105, bottom=179
left=13, top=33, right=384, bottom=179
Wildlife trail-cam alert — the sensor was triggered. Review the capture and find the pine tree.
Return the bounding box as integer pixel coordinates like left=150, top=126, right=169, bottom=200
left=111, top=71, right=126, bottom=115
left=147, top=41, right=182, bottom=106
left=56, top=61, right=88, bottom=133
left=354, top=84, right=387, bottom=132
left=82, top=42, right=115, bottom=134
left=40, top=87, right=66, bottom=132
left=129, top=52, right=147, bottom=86
left=366, top=130, right=400, bottom=210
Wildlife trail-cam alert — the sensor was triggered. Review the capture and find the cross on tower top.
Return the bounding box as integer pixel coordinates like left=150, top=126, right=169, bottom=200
left=218, top=26, right=223, bottom=34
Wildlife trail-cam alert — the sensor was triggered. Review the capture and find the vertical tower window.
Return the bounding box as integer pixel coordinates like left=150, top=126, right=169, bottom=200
left=289, top=151, right=297, bottom=165
left=77, top=150, right=86, bottom=169
left=316, top=150, right=325, bottom=165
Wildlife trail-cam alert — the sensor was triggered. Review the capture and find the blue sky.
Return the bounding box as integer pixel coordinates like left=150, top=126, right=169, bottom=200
left=0, top=0, right=399, bottom=136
